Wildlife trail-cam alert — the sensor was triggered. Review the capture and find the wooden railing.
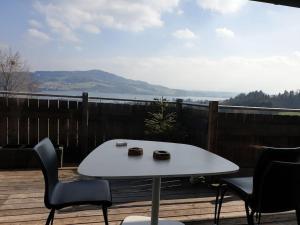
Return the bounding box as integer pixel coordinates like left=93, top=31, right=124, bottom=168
left=207, top=102, right=300, bottom=167
left=0, top=92, right=189, bottom=162
left=0, top=92, right=82, bottom=162
left=1, top=91, right=300, bottom=167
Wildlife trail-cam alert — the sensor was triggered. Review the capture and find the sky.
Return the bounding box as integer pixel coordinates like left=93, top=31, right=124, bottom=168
left=1, top=0, right=300, bottom=94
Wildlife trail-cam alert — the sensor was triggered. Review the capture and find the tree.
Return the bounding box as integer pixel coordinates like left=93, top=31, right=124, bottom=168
left=224, top=91, right=272, bottom=107
left=145, top=97, right=177, bottom=140
left=0, top=49, right=36, bottom=92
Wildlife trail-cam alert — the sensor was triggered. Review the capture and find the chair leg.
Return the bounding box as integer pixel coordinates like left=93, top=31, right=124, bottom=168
left=296, top=208, right=300, bottom=225
left=46, top=208, right=55, bottom=225
left=214, top=185, right=227, bottom=225
left=214, top=186, right=220, bottom=224
left=102, top=206, right=109, bottom=225
left=245, top=203, right=254, bottom=225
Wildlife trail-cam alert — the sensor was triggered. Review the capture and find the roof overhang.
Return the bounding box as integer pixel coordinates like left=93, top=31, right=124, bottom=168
left=251, top=0, right=300, bottom=8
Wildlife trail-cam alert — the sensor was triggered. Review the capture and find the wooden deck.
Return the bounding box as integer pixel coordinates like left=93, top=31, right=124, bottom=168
left=0, top=168, right=297, bottom=225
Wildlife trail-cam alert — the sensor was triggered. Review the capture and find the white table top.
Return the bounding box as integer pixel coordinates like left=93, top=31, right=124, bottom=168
left=78, top=139, right=239, bottom=179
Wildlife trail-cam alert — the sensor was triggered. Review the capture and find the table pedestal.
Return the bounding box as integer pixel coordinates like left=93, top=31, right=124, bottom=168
left=121, top=177, right=184, bottom=225
left=122, top=216, right=184, bottom=225
left=151, top=177, right=161, bottom=225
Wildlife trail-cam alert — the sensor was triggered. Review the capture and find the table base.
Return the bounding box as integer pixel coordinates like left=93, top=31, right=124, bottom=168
left=121, top=216, right=184, bottom=225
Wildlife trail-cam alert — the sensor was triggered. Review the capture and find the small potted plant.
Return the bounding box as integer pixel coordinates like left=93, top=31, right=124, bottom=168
left=145, top=97, right=178, bottom=141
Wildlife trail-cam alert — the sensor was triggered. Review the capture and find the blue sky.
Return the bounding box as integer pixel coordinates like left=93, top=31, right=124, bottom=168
left=1, top=0, right=300, bottom=93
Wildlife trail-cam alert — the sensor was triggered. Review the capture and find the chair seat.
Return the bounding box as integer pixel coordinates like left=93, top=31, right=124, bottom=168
left=50, top=179, right=112, bottom=209
left=222, top=177, right=253, bottom=200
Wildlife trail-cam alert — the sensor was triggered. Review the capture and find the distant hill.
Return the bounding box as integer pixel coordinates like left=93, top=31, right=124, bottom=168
left=33, top=70, right=235, bottom=98
left=224, top=90, right=300, bottom=108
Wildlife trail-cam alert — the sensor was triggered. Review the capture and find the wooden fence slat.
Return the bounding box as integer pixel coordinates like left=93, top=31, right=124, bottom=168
left=28, top=99, right=39, bottom=145
left=7, top=98, right=19, bottom=144
left=95, top=102, right=104, bottom=146
left=19, top=98, right=29, bottom=145
left=58, top=100, right=68, bottom=147
left=128, top=105, right=145, bottom=139
left=0, top=97, right=7, bottom=146
left=48, top=100, right=59, bottom=144
left=88, top=102, right=97, bottom=150
left=64, top=100, right=80, bottom=163
left=182, top=107, right=208, bottom=147
left=68, top=101, right=79, bottom=149
left=80, top=93, right=89, bottom=158
left=38, top=99, right=49, bottom=141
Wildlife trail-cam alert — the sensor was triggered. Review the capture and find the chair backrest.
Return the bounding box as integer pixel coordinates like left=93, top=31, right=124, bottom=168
left=251, top=146, right=300, bottom=213
left=33, top=138, right=59, bottom=209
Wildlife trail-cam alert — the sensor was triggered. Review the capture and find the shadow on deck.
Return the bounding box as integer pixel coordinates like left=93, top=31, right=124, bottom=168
left=0, top=168, right=297, bottom=225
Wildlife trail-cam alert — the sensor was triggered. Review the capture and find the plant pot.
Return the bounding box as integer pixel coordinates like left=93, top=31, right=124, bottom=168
left=0, top=144, right=63, bottom=169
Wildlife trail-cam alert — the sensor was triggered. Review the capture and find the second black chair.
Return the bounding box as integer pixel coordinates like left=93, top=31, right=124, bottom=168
left=33, top=138, right=112, bottom=225
left=214, top=146, right=300, bottom=225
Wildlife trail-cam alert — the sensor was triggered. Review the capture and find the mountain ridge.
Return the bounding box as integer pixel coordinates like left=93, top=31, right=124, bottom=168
left=33, top=70, right=236, bottom=98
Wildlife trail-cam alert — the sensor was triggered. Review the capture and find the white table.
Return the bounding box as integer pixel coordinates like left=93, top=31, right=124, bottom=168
left=78, top=139, right=239, bottom=225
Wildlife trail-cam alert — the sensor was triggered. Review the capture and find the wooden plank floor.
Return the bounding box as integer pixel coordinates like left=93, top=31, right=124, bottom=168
left=0, top=168, right=297, bottom=225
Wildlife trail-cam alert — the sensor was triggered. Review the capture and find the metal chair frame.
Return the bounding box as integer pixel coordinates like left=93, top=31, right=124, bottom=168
left=214, top=147, right=300, bottom=225
left=33, top=138, right=112, bottom=225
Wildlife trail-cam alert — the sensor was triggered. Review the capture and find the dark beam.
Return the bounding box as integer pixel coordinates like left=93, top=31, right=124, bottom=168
left=251, top=0, right=300, bottom=8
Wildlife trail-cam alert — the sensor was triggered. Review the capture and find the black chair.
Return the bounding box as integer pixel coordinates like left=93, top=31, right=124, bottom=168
left=33, top=138, right=112, bottom=225
left=214, top=146, right=300, bottom=225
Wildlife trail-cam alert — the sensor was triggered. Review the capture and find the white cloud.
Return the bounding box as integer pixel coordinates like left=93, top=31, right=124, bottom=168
left=173, top=28, right=197, bottom=40
left=75, top=46, right=83, bottom=51
left=46, top=18, right=80, bottom=43
left=33, top=0, right=180, bottom=42
left=216, top=27, right=235, bottom=38
left=177, top=9, right=184, bottom=15
left=29, top=19, right=42, bottom=29
left=294, top=51, right=300, bottom=57
left=83, top=24, right=101, bottom=34
left=0, top=42, right=9, bottom=50
left=197, top=0, right=247, bottom=14
left=104, top=55, right=300, bottom=93
left=27, top=28, right=51, bottom=42
left=184, top=42, right=195, bottom=48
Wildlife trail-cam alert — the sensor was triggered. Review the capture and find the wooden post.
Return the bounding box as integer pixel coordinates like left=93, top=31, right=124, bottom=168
left=81, top=92, right=89, bottom=158
left=207, top=101, right=218, bottom=153
left=176, top=98, right=183, bottom=123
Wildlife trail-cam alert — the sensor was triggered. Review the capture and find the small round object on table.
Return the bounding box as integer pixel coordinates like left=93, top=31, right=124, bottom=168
left=153, top=150, right=171, bottom=160
left=116, top=141, right=127, bottom=147
left=128, top=147, right=143, bottom=156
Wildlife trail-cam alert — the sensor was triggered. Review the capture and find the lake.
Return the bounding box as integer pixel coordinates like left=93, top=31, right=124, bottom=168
left=42, top=90, right=229, bottom=102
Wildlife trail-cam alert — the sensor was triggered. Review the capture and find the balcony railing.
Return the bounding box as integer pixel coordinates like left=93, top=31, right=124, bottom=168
left=1, top=91, right=300, bottom=167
